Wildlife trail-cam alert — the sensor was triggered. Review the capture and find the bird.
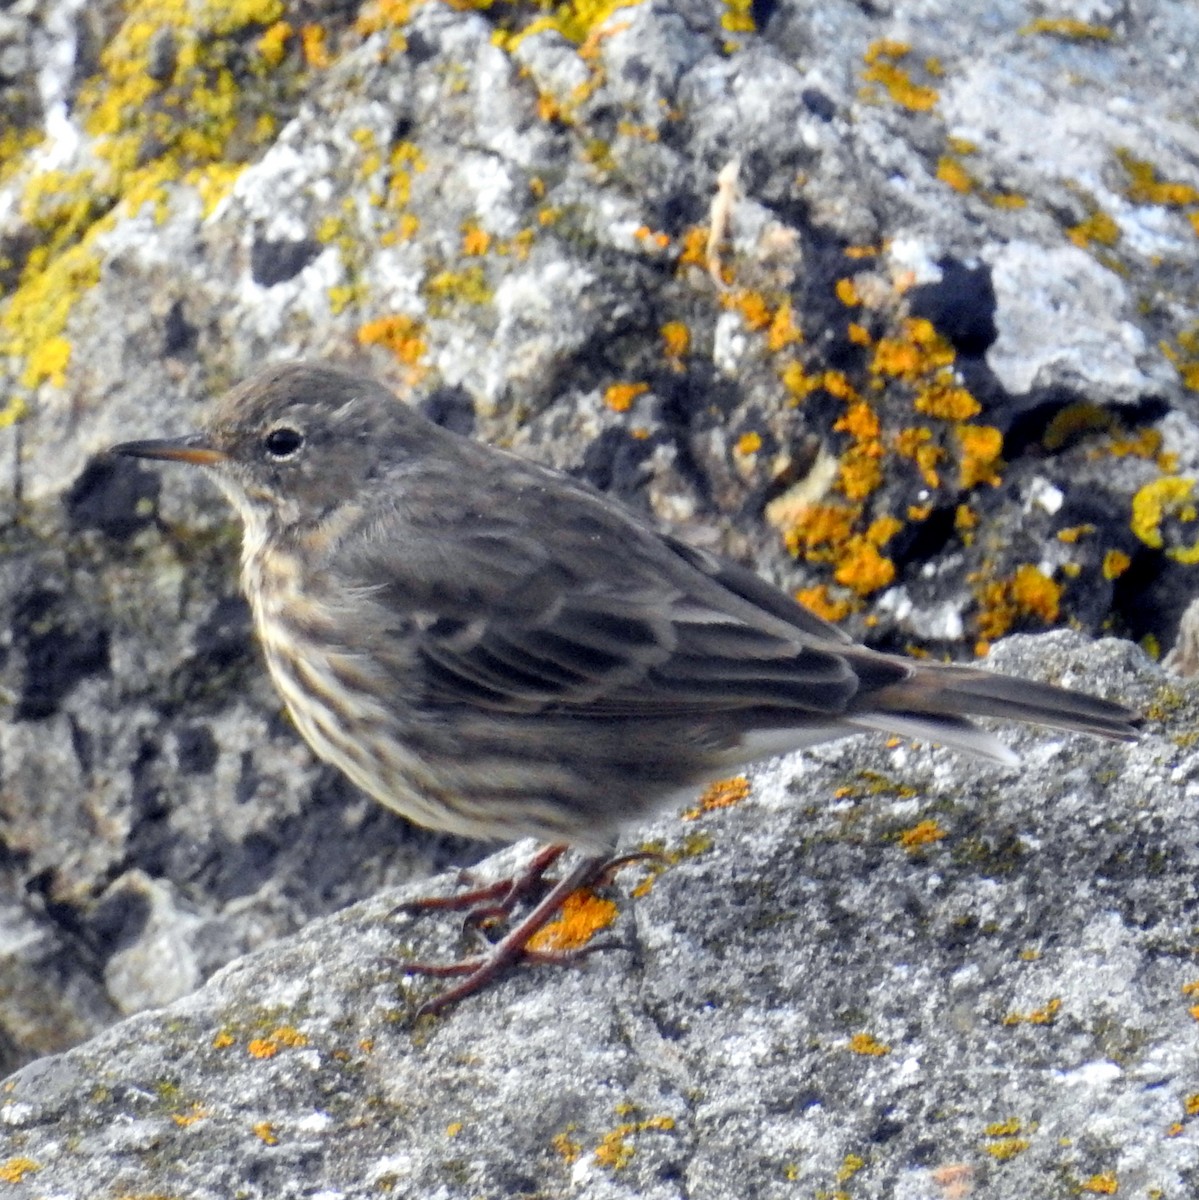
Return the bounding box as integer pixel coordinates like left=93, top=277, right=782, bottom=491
left=112, top=360, right=1140, bottom=1013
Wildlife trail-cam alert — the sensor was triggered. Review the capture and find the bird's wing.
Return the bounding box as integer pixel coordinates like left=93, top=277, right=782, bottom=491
left=331, top=461, right=898, bottom=720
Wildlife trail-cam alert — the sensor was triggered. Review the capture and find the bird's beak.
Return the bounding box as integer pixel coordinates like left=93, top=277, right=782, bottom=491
left=111, top=434, right=228, bottom=467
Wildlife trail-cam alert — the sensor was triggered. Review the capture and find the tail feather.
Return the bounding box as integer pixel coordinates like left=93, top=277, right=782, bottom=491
left=847, top=711, right=1021, bottom=765
left=856, top=658, right=1141, bottom=757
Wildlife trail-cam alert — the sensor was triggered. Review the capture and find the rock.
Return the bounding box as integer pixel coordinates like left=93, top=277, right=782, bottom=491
left=3, top=633, right=1196, bottom=1198
left=0, top=0, right=1197, bottom=1082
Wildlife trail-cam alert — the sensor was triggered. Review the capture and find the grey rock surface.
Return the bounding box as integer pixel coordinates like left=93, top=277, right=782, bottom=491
left=2, top=633, right=1195, bottom=1199
left=0, top=0, right=1197, bottom=1096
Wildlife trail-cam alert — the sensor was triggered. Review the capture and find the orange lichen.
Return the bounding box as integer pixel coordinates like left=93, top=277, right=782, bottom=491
left=593, top=1113, right=675, bottom=1170
left=525, top=888, right=618, bottom=953
left=552, top=1128, right=582, bottom=1163
left=253, top=1121, right=278, bottom=1145
left=847, top=1032, right=891, bottom=1056
left=867, top=515, right=902, bottom=546
left=461, top=222, right=491, bottom=255
left=835, top=400, right=881, bottom=442
left=834, top=538, right=896, bottom=595
left=357, top=313, right=427, bottom=365
left=899, top=818, right=947, bottom=850
left=957, top=425, right=1004, bottom=488
left=682, top=775, right=750, bottom=820
left=723, top=288, right=773, bottom=331
left=604, top=381, right=650, bottom=412
left=247, top=1025, right=308, bottom=1059
left=973, top=564, right=1061, bottom=647
left=894, top=426, right=944, bottom=488
left=736, top=431, right=763, bottom=455
left=767, top=299, right=802, bottom=351
left=835, top=277, right=862, bottom=307
left=795, top=585, right=854, bottom=623
left=661, top=320, right=690, bottom=362
left=836, top=449, right=884, bottom=502
left=677, top=224, right=709, bottom=269
left=785, top=502, right=857, bottom=558
left=633, top=223, right=669, bottom=246
left=914, top=381, right=981, bottom=421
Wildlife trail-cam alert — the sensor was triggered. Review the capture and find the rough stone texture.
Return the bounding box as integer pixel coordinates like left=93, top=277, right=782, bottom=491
left=0, top=0, right=1197, bottom=1101
left=1, top=634, right=1194, bottom=1199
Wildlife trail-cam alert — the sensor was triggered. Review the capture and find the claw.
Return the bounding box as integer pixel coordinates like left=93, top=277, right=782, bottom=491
left=396, top=844, right=645, bottom=1016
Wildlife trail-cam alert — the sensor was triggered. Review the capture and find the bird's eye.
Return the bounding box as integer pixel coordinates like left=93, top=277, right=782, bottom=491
left=263, top=427, right=305, bottom=460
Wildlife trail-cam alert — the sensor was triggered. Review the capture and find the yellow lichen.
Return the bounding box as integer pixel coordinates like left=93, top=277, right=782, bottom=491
left=0, top=1159, right=39, bottom=1184
left=1102, top=549, right=1131, bottom=580
left=861, top=40, right=939, bottom=112
left=552, top=1128, right=582, bottom=1163
left=424, top=265, right=492, bottom=311
left=837, top=1153, right=867, bottom=1182
left=1118, top=150, right=1199, bottom=207
left=1081, top=1174, right=1119, bottom=1195
left=936, top=155, right=974, bottom=193
left=1132, top=475, right=1199, bottom=559
left=985, top=1139, right=1030, bottom=1161
left=1020, top=18, right=1113, bottom=39
left=1068, top=211, right=1120, bottom=248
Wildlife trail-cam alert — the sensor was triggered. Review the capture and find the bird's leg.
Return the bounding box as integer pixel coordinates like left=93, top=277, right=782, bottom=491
left=398, top=844, right=668, bottom=1017
left=395, top=842, right=568, bottom=922
left=404, top=851, right=611, bottom=1017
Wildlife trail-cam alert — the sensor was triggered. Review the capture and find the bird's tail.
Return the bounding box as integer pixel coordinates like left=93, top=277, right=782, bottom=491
left=846, top=659, right=1141, bottom=766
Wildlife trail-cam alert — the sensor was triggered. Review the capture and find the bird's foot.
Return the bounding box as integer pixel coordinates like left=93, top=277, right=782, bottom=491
left=398, top=846, right=656, bottom=1016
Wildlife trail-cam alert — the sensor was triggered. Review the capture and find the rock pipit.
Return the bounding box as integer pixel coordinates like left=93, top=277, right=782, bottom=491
left=114, top=361, right=1139, bottom=1013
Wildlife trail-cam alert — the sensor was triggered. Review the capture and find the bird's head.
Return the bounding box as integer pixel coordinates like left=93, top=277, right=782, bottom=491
left=113, top=361, right=433, bottom=539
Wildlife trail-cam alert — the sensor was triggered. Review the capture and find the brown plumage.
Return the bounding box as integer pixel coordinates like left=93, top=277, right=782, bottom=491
left=113, top=361, right=1139, bottom=1010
